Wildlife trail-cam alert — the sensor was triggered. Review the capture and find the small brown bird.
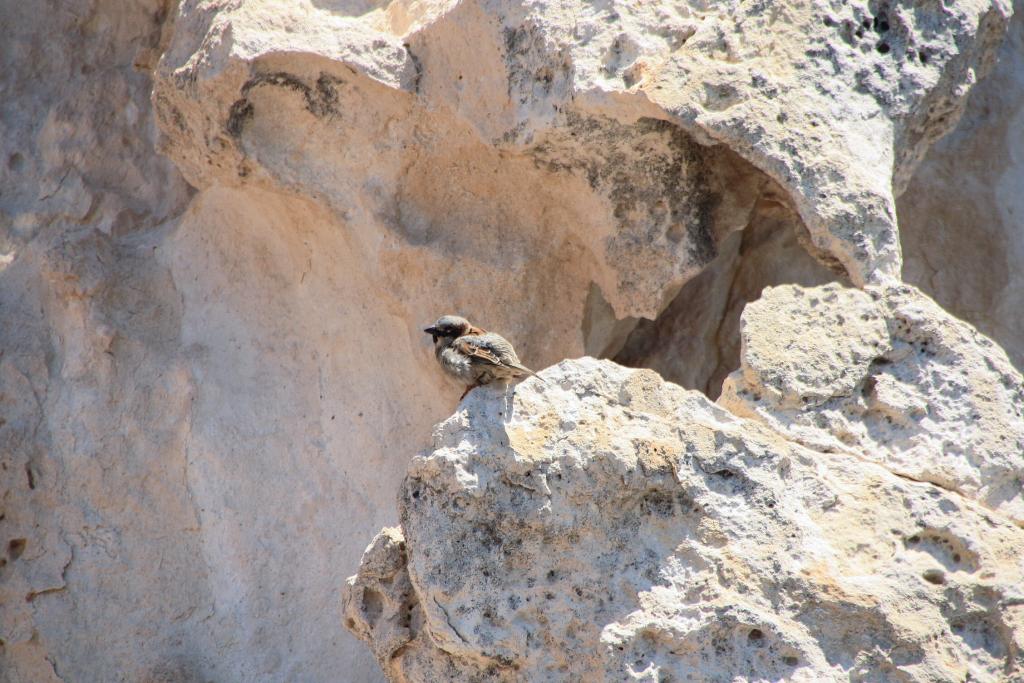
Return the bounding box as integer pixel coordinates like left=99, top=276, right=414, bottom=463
left=423, top=315, right=541, bottom=399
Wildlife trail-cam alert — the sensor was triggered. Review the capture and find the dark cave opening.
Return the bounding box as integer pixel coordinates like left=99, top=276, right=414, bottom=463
left=596, top=193, right=847, bottom=399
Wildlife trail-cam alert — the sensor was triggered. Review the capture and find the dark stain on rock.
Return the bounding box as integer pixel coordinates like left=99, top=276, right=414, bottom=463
left=403, top=42, right=423, bottom=92
left=226, top=99, right=254, bottom=139
left=8, top=538, right=26, bottom=560
left=154, top=93, right=188, bottom=134
left=528, top=112, right=719, bottom=283
left=502, top=23, right=573, bottom=105
left=639, top=489, right=676, bottom=516
left=225, top=71, right=346, bottom=139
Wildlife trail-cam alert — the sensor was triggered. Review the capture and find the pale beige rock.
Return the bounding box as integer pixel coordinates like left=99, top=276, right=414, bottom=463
left=0, top=2, right=200, bottom=681
left=153, top=0, right=1011, bottom=305
left=152, top=0, right=770, bottom=321
left=720, top=282, right=1024, bottom=525
left=0, top=0, right=1019, bottom=681
left=346, top=358, right=1024, bottom=682
left=725, top=284, right=890, bottom=410
left=343, top=527, right=418, bottom=665
left=614, top=197, right=845, bottom=398
left=641, top=0, right=1012, bottom=286
left=898, top=2, right=1024, bottom=372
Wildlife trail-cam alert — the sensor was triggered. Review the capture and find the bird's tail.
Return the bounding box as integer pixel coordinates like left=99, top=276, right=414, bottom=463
left=514, top=364, right=548, bottom=384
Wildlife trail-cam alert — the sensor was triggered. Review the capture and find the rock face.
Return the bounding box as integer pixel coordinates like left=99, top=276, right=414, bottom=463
left=1, top=0, right=1021, bottom=681
left=898, top=2, right=1024, bottom=371
left=613, top=199, right=843, bottom=398
left=150, top=0, right=1015, bottom=313
left=346, top=351, right=1024, bottom=682
left=720, top=283, right=1024, bottom=524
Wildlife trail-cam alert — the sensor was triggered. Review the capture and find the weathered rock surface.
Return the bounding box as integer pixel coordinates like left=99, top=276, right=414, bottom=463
left=720, top=283, right=1024, bottom=525
left=1, top=0, right=1021, bottom=681
left=613, top=197, right=843, bottom=398
left=153, top=0, right=1012, bottom=303
left=898, top=0, right=1024, bottom=372
left=346, top=355, right=1024, bottom=682
left=1, top=3, right=196, bottom=681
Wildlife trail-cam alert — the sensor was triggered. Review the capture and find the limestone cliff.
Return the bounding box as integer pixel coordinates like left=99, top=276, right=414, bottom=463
left=1, top=0, right=1021, bottom=681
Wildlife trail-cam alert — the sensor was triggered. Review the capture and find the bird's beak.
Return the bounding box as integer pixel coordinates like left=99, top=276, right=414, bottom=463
left=423, top=326, right=438, bottom=335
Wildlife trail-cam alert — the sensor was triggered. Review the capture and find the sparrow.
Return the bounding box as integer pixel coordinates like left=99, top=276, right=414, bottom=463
left=423, top=315, right=541, bottom=399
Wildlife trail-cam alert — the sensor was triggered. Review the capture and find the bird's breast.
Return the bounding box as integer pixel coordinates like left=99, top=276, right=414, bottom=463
left=438, top=346, right=475, bottom=383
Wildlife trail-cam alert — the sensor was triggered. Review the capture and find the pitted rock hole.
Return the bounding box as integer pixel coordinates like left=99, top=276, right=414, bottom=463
left=8, top=538, right=27, bottom=560
left=569, top=120, right=849, bottom=399
left=613, top=193, right=846, bottom=399
left=362, top=587, right=385, bottom=626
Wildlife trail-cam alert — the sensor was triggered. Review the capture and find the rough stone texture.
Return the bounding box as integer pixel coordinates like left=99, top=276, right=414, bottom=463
left=153, top=0, right=1012, bottom=301
left=637, top=0, right=1012, bottom=287
left=0, top=3, right=196, bottom=681
left=0, top=0, right=1019, bottom=681
left=152, top=0, right=772, bottom=322
left=719, top=283, right=1024, bottom=525
left=898, top=0, right=1024, bottom=372
left=614, top=195, right=844, bottom=398
left=343, top=527, right=418, bottom=667
left=346, top=357, right=1024, bottom=682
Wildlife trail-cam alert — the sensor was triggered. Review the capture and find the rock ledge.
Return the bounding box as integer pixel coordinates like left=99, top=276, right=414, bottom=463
left=346, top=290, right=1024, bottom=681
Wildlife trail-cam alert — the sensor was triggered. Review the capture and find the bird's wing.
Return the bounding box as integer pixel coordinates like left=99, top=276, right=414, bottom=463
left=453, top=336, right=506, bottom=367
left=476, top=333, right=522, bottom=362
left=456, top=333, right=543, bottom=381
